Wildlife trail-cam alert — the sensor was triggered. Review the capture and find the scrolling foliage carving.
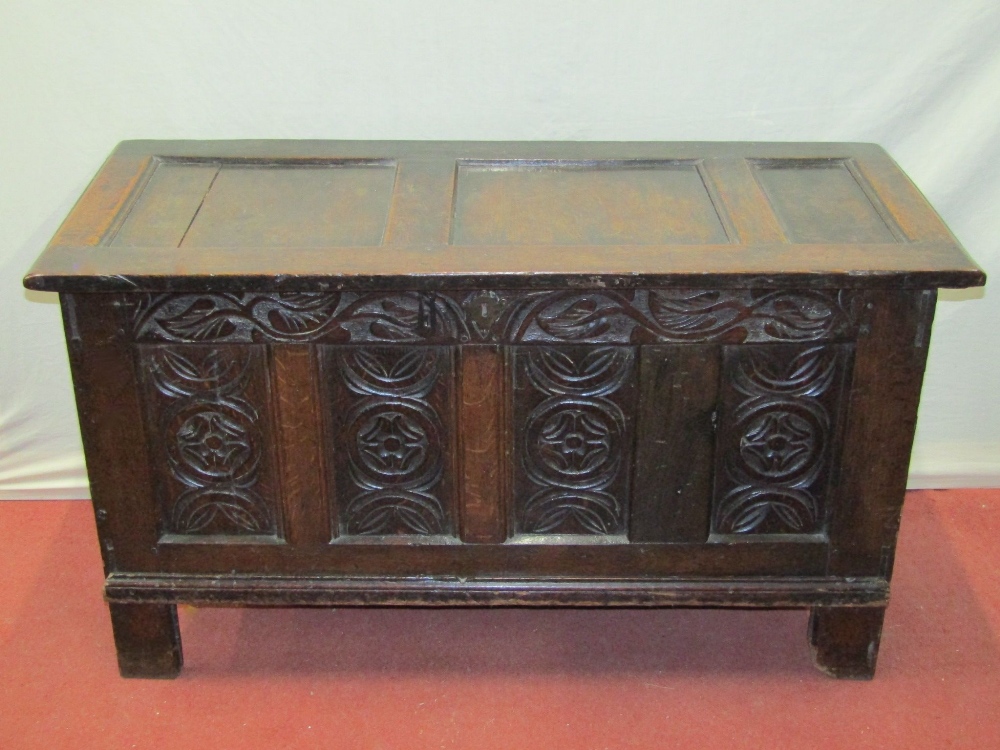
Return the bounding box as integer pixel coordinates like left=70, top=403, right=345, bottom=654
left=130, top=289, right=857, bottom=345
left=713, top=345, right=850, bottom=536
left=325, top=347, right=455, bottom=537
left=141, top=346, right=276, bottom=536
left=513, top=347, right=636, bottom=535
left=518, top=289, right=855, bottom=344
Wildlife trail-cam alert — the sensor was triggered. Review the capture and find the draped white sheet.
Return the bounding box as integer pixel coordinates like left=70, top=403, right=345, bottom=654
left=1, top=0, right=998, bottom=498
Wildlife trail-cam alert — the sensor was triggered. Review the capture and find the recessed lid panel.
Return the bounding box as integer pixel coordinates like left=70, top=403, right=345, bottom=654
left=751, top=159, right=903, bottom=244
left=451, top=161, right=732, bottom=246
left=112, top=160, right=397, bottom=248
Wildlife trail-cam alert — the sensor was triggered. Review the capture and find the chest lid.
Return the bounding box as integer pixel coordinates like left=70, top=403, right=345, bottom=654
left=24, top=140, right=985, bottom=292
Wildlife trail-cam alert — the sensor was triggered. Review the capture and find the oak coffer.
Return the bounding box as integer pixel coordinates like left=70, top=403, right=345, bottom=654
left=24, top=141, right=986, bottom=679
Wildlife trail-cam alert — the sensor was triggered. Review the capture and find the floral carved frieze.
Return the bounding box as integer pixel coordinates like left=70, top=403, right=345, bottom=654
left=128, top=289, right=858, bottom=345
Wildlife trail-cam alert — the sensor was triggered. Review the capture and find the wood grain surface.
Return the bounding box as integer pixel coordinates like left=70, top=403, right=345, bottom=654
left=24, top=141, right=985, bottom=292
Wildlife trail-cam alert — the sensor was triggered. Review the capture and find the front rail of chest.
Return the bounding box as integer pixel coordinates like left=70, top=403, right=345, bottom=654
left=62, top=287, right=935, bottom=678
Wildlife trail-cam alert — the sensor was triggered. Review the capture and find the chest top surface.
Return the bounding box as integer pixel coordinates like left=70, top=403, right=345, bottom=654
left=24, top=140, right=984, bottom=293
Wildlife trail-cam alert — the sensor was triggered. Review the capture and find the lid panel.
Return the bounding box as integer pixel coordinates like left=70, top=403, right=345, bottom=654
left=184, top=163, right=397, bottom=248
left=112, top=162, right=219, bottom=247
left=751, top=159, right=901, bottom=244
left=115, top=159, right=398, bottom=248
left=452, top=160, right=731, bottom=246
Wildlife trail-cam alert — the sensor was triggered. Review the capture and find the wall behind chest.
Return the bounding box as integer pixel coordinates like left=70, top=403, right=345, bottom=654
left=2, top=0, right=998, bottom=497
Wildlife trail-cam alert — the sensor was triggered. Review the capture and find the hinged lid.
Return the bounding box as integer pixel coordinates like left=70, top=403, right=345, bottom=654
left=24, top=140, right=986, bottom=292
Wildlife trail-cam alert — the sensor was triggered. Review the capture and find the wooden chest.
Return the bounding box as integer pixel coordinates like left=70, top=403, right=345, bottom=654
left=24, top=141, right=985, bottom=679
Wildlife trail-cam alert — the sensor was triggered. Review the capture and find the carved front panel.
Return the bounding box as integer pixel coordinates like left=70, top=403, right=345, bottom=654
left=511, top=346, right=638, bottom=537
left=124, top=289, right=858, bottom=552
left=322, top=346, right=457, bottom=538
left=137, top=345, right=280, bottom=539
left=712, top=344, right=852, bottom=537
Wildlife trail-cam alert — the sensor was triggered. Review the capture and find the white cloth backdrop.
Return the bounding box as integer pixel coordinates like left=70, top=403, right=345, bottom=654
left=2, top=1, right=998, bottom=499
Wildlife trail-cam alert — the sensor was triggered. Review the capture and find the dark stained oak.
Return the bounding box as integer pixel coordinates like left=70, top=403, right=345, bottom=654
left=711, top=343, right=853, bottom=538
left=108, top=603, right=182, bottom=679
left=25, top=140, right=986, bottom=679
left=630, top=345, right=718, bottom=543
left=509, top=345, right=638, bottom=538
left=808, top=606, right=887, bottom=680
left=136, top=343, right=280, bottom=540
left=106, top=573, right=889, bottom=608
left=321, top=345, right=458, bottom=539
left=828, top=290, right=938, bottom=579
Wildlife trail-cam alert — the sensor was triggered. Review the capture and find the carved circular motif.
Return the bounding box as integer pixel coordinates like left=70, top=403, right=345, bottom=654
left=737, top=403, right=824, bottom=482
left=347, top=402, right=441, bottom=487
left=524, top=399, right=623, bottom=489
left=168, top=404, right=258, bottom=481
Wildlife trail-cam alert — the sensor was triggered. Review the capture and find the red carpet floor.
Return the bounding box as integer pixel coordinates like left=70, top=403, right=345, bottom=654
left=1, top=489, right=998, bottom=748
